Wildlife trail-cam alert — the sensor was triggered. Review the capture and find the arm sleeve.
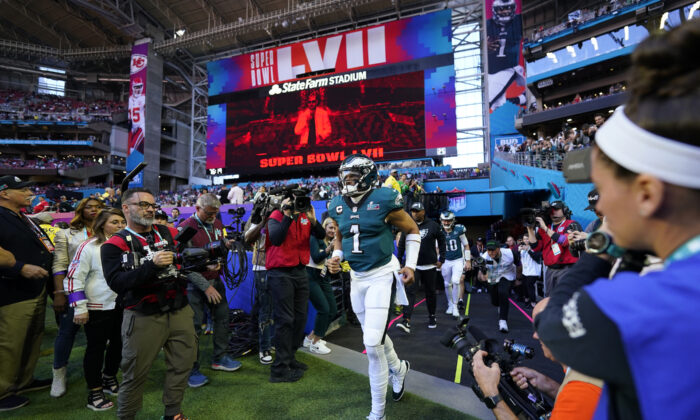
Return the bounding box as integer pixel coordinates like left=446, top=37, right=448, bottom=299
left=309, top=236, right=328, bottom=264
left=397, top=232, right=407, bottom=264
left=187, top=271, right=212, bottom=292
left=52, top=229, right=69, bottom=274
left=531, top=228, right=545, bottom=252
left=511, top=249, right=521, bottom=266
left=65, top=244, right=91, bottom=315
left=267, top=215, right=293, bottom=246
left=528, top=250, right=543, bottom=263
left=436, top=225, right=447, bottom=264
left=311, top=219, right=326, bottom=240
left=100, top=243, right=160, bottom=295
left=459, top=234, right=470, bottom=259
left=534, top=253, right=632, bottom=384
left=550, top=381, right=602, bottom=420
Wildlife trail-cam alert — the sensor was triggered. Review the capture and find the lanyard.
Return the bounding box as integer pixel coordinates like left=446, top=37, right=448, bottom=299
left=665, top=235, right=700, bottom=266
left=125, top=226, right=164, bottom=245
left=22, top=213, right=54, bottom=252
left=193, top=214, right=219, bottom=242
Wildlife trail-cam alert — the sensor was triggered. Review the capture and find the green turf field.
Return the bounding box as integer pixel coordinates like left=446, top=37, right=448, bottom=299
left=5, top=308, right=479, bottom=420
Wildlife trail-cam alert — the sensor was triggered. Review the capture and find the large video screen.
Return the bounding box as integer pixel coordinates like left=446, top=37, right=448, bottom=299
left=222, top=71, right=425, bottom=173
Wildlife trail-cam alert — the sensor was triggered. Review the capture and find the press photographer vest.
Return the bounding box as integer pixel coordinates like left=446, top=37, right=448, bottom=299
left=112, top=224, right=188, bottom=315
left=265, top=209, right=313, bottom=269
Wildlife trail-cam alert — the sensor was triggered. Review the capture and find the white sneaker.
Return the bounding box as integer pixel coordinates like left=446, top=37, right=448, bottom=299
left=499, top=320, right=509, bottom=333
left=445, top=303, right=453, bottom=314
left=50, top=367, right=67, bottom=398
left=303, top=335, right=326, bottom=348
left=452, top=306, right=460, bottom=318
left=366, top=412, right=386, bottom=420
left=309, top=340, right=331, bottom=355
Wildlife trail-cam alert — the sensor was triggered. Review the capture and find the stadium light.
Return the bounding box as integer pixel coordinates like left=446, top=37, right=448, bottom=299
left=689, top=2, right=699, bottom=20
left=590, top=36, right=598, bottom=51
left=659, top=13, right=668, bottom=30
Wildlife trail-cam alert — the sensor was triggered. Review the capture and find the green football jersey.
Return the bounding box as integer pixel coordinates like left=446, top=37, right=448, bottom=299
left=444, top=224, right=467, bottom=261
left=329, top=187, right=403, bottom=272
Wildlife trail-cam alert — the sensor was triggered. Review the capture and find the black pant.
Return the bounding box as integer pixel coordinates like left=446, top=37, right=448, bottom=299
left=83, top=308, right=122, bottom=389
left=267, top=265, right=309, bottom=376
left=403, top=267, right=438, bottom=319
left=488, top=279, right=512, bottom=321
left=521, top=275, right=538, bottom=303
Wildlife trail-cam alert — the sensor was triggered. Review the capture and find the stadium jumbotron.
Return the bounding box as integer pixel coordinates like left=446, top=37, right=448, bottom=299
left=1, top=0, right=699, bottom=419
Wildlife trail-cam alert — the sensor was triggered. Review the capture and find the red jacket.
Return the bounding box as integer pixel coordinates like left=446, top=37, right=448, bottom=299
left=532, top=219, right=580, bottom=266
left=265, top=210, right=313, bottom=269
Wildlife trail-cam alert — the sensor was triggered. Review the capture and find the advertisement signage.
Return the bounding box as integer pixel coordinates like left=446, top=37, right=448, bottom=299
left=127, top=41, right=148, bottom=187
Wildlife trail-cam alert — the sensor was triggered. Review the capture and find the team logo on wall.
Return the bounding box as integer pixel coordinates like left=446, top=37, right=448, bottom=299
left=130, top=54, right=147, bottom=74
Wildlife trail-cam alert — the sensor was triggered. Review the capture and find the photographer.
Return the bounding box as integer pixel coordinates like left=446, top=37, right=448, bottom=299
left=178, top=193, right=242, bottom=388
left=526, top=201, right=582, bottom=296
left=472, top=298, right=602, bottom=420
left=518, top=234, right=542, bottom=307
left=535, top=21, right=700, bottom=419
left=265, top=193, right=325, bottom=383
left=477, top=241, right=521, bottom=333
left=0, top=176, right=53, bottom=412
left=101, top=188, right=195, bottom=420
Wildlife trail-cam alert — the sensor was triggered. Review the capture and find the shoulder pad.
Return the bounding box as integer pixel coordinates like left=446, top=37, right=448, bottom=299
left=456, top=224, right=466, bottom=233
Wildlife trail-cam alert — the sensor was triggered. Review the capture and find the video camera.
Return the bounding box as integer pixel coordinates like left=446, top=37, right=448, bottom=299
left=519, top=203, right=552, bottom=228
left=173, top=227, right=228, bottom=272
left=441, top=318, right=553, bottom=419
left=250, top=184, right=311, bottom=224
left=472, top=257, right=494, bottom=274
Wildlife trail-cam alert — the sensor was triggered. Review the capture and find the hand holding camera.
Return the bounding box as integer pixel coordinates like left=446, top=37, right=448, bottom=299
left=534, top=217, right=547, bottom=230
left=152, top=250, right=174, bottom=268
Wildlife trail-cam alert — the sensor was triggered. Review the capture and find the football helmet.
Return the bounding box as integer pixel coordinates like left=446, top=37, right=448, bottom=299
left=338, top=154, right=377, bottom=197
left=440, top=211, right=456, bottom=231
left=492, top=0, right=516, bottom=24
left=132, top=77, right=144, bottom=96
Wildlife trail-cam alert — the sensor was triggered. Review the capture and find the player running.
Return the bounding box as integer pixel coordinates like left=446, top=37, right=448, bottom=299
left=327, top=154, right=420, bottom=420
left=439, top=211, right=471, bottom=318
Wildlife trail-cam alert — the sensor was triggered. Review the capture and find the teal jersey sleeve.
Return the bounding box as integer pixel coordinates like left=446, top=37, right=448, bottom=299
left=331, top=188, right=401, bottom=272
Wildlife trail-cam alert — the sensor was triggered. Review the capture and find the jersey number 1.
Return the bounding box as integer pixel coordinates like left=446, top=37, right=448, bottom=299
left=350, top=224, right=363, bottom=254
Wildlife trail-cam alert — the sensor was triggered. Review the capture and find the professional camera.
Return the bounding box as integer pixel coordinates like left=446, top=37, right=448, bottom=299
left=171, top=227, right=229, bottom=272
left=472, top=257, right=493, bottom=274
left=441, top=318, right=553, bottom=419
left=270, top=184, right=311, bottom=213
left=519, top=203, right=552, bottom=227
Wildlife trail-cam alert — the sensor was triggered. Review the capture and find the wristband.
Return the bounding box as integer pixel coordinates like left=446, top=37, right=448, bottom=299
left=404, top=233, right=421, bottom=270
left=332, top=250, right=344, bottom=261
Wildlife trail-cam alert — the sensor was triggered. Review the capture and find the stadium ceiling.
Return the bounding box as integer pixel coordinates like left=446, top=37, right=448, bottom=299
left=0, top=0, right=468, bottom=65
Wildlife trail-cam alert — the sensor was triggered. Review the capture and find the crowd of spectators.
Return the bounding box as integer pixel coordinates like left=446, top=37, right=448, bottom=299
left=0, top=90, right=125, bottom=123
left=0, top=156, right=101, bottom=171
left=497, top=112, right=606, bottom=169
left=522, top=83, right=626, bottom=116
left=527, top=0, right=645, bottom=43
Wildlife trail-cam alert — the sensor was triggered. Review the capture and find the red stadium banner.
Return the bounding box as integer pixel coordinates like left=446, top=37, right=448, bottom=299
left=127, top=40, right=148, bottom=187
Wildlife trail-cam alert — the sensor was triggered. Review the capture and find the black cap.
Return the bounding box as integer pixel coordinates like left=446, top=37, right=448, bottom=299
left=476, top=236, right=485, bottom=243
left=410, top=202, right=424, bottom=212
left=584, top=189, right=599, bottom=211
left=0, top=175, right=33, bottom=192
left=550, top=200, right=565, bottom=210
left=486, top=240, right=499, bottom=250
left=154, top=209, right=168, bottom=220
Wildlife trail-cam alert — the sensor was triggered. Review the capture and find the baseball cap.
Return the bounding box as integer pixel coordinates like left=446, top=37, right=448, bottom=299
left=486, top=240, right=499, bottom=250
left=476, top=236, right=485, bottom=243
left=550, top=200, right=565, bottom=210
left=584, top=189, right=599, bottom=211
left=154, top=209, right=168, bottom=220
left=410, top=202, right=425, bottom=212
left=0, top=175, right=33, bottom=192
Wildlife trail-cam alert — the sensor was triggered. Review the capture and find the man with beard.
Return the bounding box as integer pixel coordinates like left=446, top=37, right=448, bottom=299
left=101, top=188, right=195, bottom=420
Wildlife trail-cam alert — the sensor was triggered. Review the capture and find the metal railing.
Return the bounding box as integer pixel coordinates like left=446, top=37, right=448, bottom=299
left=494, top=151, right=565, bottom=171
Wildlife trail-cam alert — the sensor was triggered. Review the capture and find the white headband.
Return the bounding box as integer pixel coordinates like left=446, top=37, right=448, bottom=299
left=596, top=106, right=700, bottom=189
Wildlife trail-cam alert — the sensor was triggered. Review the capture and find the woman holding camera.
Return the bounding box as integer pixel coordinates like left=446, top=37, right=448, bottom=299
left=304, top=218, right=339, bottom=355
left=65, top=208, right=126, bottom=410
left=51, top=197, right=104, bottom=397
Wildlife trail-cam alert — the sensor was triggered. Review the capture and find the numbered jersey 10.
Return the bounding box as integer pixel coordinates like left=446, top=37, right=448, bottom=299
left=444, top=224, right=467, bottom=261
left=329, top=187, right=403, bottom=273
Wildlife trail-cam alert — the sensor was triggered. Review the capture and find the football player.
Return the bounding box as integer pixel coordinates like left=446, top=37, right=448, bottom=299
left=486, top=0, right=525, bottom=111
left=327, top=154, right=420, bottom=420
left=439, top=211, right=471, bottom=318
